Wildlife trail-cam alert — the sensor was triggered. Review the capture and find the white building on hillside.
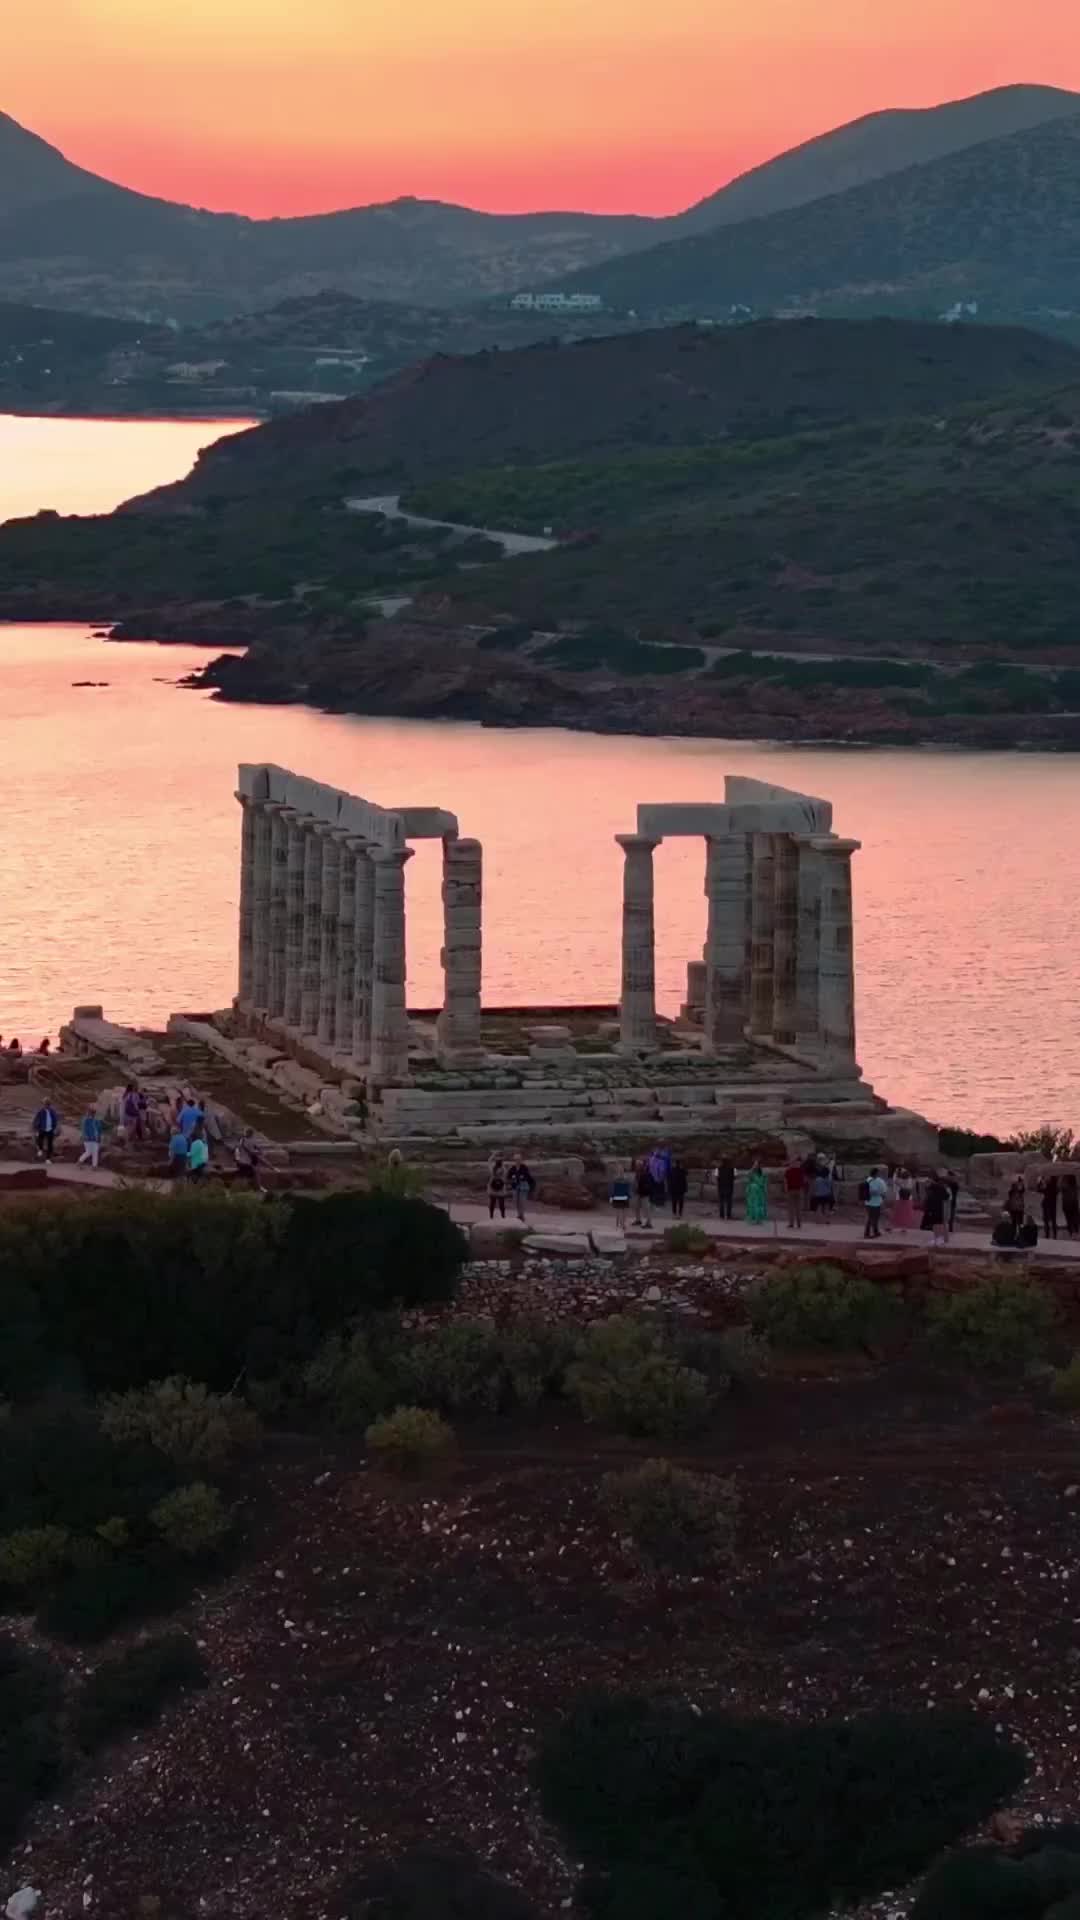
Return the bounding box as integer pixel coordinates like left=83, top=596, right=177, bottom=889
left=509, top=292, right=604, bottom=312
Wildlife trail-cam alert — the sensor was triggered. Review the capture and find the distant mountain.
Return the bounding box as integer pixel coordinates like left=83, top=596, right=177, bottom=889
left=674, top=83, right=1079, bottom=232
left=0, top=113, right=654, bottom=322
left=122, top=316, right=1080, bottom=512
left=560, top=112, right=1080, bottom=322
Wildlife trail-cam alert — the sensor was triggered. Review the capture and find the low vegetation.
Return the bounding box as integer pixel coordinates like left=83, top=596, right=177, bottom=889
left=601, top=1459, right=739, bottom=1571
left=748, top=1262, right=906, bottom=1352
left=912, top=1829, right=1080, bottom=1920
left=566, top=1315, right=713, bottom=1438
left=538, top=1694, right=1026, bottom=1920
left=365, top=1406, right=455, bottom=1476
left=73, top=1631, right=207, bottom=1753
left=926, top=1276, right=1059, bottom=1372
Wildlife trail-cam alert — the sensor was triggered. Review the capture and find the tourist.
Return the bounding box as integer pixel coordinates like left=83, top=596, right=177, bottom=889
left=783, top=1154, right=805, bottom=1230
left=668, top=1157, right=688, bottom=1219
left=507, top=1154, right=536, bottom=1222
left=633, top=1156, right=654, bottom=1229
left=1006, top=1177, right=1026, bottom=1234
left=1018, top=1212, right=1040, bottom=1251
left=233, top=1127, right=262, bottom=1188
left=1062, top=1172, right=1080, bottom=1240
left=167, top=1126, right=190, bottom=1180
left=1038, top=1172, right=1060, bottom=1242
left=609, top=1167, right=632, bottom=1232
left=8, top=1037, right=22, bottom=1055
left=920, top=1171, right=951, bottom=1247
left=892, top=1167, right=917, bottom=1234
left=121, top=1083, right=142, bottom=1143
left=187, top=1124, right=210, bottom=1184
left=745, top=1160, right=768, bottom=1225
left=178, top=1093, right=203, bottom=1139
left=809, top=1163, right=834, bottom=1216
left=945, top=1170, right=961, bottom=1234
left=32, top=1097, right=59, bottom=1161
left=77, top=1105, right=103, bottom=1169
left=829, top=1156, right=844, bottom=1206
left=715, top=1158, right=735, bottom=1221
left=991, top=1211, right=1018, bottom=1252
left=647, top=1145, right=669, bottom=1208
left=487, top=1157, right=507, bottom=1220
left=37, top=1037, right=50, bottom=1055
left=864, top=1166, right=888, bottom=1239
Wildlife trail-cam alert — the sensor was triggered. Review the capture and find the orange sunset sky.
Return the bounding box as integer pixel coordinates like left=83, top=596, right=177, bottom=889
left=7, top=0, right=1080, bottom=216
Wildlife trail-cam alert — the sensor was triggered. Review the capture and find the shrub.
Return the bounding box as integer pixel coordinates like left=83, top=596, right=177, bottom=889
left=304, top=1328, right=393, bottom=1430
left=537, top=1695, right=1027, bottom=1920
left=1052, top=1353, right=1080, bottom=1408
left=927, top=1278, right=1058, bottom=1373
left=0, top=1524, right=72, bottom=1591
left=601, top=1460, right=738, bottom=1571
left=567, top=1317, right=712, bottom=1438
left=100, top=1376, right=261, bottom=1468
left=39, top=1558, right=188, bottom=1644
left=150, top=1482, right=233, bottom=1558
left=0, top=1636, right=64, bottom=1851
left=366, top=1406, right=454, bottom=1476
left=342, top=1845, right=540, bottom=1917
left=497, top=1318, right=578, bottom=1411
left=675, top=1325, right=769, bottom=1388
left=912, top=1833, right=1080, bottom=1920
left=748, top=1264, right=904, bottom=1352
left=279, top=1190, right=467, bottom=1324
left=664, top=1224, right=711, bottom=1255
left=74, top=1631, right=207, bottom=1753
left=394, top=1321, right=505, bottom=1414
left=0, top=1395, right=178, bottom=1537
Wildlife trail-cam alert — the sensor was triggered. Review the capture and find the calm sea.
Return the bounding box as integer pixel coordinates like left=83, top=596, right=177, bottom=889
left=1, top=411, right=1076, bottom=1138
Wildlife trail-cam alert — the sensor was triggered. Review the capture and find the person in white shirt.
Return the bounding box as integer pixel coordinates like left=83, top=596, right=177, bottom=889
left=864, top=1167, right=888, bottom=1239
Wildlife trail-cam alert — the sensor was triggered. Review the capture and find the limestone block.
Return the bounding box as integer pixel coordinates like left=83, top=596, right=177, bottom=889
left=522, top=1233, right=592, bottom=1256
left=526, top=1024, right=573, bottom=1042
left=529, top=1044, right=579, bottom=1064
left=589, top=1231, right=631, bottom=1255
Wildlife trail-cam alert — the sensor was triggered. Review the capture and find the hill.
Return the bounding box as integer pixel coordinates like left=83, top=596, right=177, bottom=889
left=674, top=83, right=1079, bottom=232
left=561, top=112, right=1080, bottom=324
left=123, top=317, right=1080, bottom=510
left=0, top=113, right=654, bottom=322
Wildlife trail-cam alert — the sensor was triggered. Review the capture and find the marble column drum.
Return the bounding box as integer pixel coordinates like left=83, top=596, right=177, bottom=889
left=369, top=846, right=413, bottom=1084
left=250, top=801, right=273, bottom=1011
left=703, top=831, right=752, bottom=1049
left=437, top=835, right=483, bottom=1061
left=771, top=834, right=800, bottom=1046
left=300, top=824, right=324, bottom=1037
left=236, top=793, right=255, bottom=1006
left=616, top=833, right=658, bottom=1053
left=317, top=828, right=341, bottom=1050
left=334, top=835, right=357, bottom=1057
left=813, top=835, right=860, bottom=1066
left=284, top=814, right=307, bottom=1029
left=749, top=832, right=777, bottom=1039
left=794, top=835, right=823, bottom=1050
left=351, top=843, right=375, bottom=1065
left=267, top=806, right=292, bottom=1021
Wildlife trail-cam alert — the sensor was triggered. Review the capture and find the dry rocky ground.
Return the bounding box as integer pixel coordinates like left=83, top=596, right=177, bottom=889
left=6, top=1251, right=1080, bottom=1920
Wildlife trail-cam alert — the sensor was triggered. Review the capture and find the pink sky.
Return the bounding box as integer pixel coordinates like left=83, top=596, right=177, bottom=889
left=6, top=0, right=1080, bottom=215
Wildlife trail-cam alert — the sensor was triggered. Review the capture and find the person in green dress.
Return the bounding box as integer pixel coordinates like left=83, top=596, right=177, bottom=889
left=744, top=1160, right=769, bottom=1224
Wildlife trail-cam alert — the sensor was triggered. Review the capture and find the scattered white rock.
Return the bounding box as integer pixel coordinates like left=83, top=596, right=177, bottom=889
left=6, top=1890, right=42, bottom=1920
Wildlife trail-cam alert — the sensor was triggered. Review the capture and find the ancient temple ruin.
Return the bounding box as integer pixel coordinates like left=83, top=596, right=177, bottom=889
left=231, top=763, right=930, bottom=1158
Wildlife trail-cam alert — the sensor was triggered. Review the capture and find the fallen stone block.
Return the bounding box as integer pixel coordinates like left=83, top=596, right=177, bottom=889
left=522, top=1232, right=592, bottom=1256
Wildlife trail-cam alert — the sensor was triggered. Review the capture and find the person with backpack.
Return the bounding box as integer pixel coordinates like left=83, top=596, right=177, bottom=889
left=609, top=1167, right=632, bottom=1232
left=487, top=1157, right=507, bottom=1220
left=233, top=1127, right=263, bottom=1189
left=633, top=1155, right=654, bottom=1228
left=863, top=1166, right=888, bottom=1239
left=77, top=1105, right=104, bottom=1169
left=668, top=1157, right=689, bottom=1219
left=507, top=1155, right=536, bottom=1222
left=783, top=1155, right=806, bottom=1230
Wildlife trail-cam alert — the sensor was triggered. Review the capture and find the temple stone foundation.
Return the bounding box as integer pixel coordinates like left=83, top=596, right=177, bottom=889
left=227, top=764, right=934, bottom=1159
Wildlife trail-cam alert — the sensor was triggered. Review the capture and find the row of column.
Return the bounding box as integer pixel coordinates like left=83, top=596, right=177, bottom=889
left=238, top=800, right=483, bottom=1082
left=616, top=829, right=858, bottom=1066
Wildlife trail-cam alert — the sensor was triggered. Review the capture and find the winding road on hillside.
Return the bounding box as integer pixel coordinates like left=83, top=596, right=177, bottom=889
left=345, top=492, right=558, bottom=556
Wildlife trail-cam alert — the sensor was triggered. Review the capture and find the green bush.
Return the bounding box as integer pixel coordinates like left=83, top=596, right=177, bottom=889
left=366, top=1406, right=454, bottom=1476
left=0, top=1395, right=178, bottom=1537
left=601, top=1460, right=739, bottom=1571
left=100, top=1376, right=261, bottom=1468
left=0, top=1524, right=73, bottom=1590
left=748, top=1264, right=904, bottom=1352
left=39, top=1559, right=188, bottom=1644
left=74, top=1631, right=207, bottom=1753
left=394, top=1321, right=505, bottom=1414
left=567, top=1317, right=712, bottom=1438
left=304, top=1327, right=394, bottom=1430
left=150, top=1482, right=233, bottom=1558
left=664, top=1224, right=712, bottom=1255
left=0, top=1636, right=64, bottom=1851
left=1052, top=1353, right=1080, bottom=1408
left=927, top=1278, right=1058, bottom=1373
left=537, top=1695, right=1027, bottom=1920
left=912, top=1833, right=1080, bottom=1920
left=497, top=1318, right=578, bottom=1411
left=342, top=1845, right=539, bottom=1917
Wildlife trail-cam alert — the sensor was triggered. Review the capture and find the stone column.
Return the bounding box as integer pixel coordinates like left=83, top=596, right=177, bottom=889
left=251, top=801, right=273, bottom=1012
left=771, top=835, right=800, bottom=1046
left=351, top=842, right=375, bottom=1066
left=749, top=832, right=776, bottom=1039
left=794, top=836, right=823, bottom=1049
left=316, top=828, right=341, bottom=1050
left=300, top=823, right=324, bottom=1037
left=681, top=959, right=706, bottom=1026
left=703, top=831, right=752, bottom=1048
left=437, top=835, right=483, bottom=1061
left=369, top=846, right=414, bottom=1084
left=334, top=835, right=357, bottom=1056
left=284, top=814, right=307, bottom=1030
left=813, top=836, right=860, bottom=1067
left=616, top=834, right=658, bottom=1053
left=236, top=793, right=256, bottom=1007
left=267, top=806, right=292, bottom=1021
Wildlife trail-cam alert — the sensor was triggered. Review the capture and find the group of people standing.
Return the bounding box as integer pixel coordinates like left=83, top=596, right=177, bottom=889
left=993, top=1170, right=1080, bottom=1249
left=486, top=1154, right=536, bottom=1221
left=608, top=1147, right=690, bottom=1230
